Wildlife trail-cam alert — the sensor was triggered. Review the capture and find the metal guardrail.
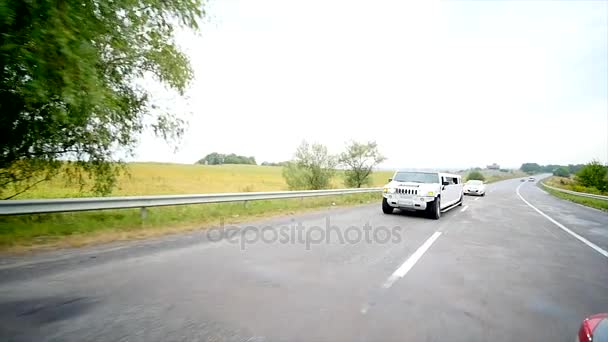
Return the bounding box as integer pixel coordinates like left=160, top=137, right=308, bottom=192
left=0, top=188, right=382, bottom=216
left=540, top=182, right=608, bottom=201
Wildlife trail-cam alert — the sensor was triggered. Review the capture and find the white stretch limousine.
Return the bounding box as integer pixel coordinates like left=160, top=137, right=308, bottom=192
left=382, top=171, right=464, bottom=219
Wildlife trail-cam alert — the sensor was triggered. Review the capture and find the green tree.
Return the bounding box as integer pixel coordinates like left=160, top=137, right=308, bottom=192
left=576, top=161, right=607, bottom=191
left=520, top=163, right=541, bottom=174
left=196, top=153, right=256, bottom=165
left=0, top=0, right=204, bottom=198
left=568, top=164, right=585, bottom=174
left=466, top=171, right=485, bottom=181
left=282, top=141, right=337, bottom=190
left=339, top=141, right=386, bottom=188
left=197, top=153, right=222, bottom=165
left=553, top=167, right=570, bottom=178
left=542, top=164, right=561, bottom=173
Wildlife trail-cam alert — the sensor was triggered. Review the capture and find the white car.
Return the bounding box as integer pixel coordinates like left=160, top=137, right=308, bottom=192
left=382, top=171, right=464, bottom=219
left=463, top=180, right=486, bottom=196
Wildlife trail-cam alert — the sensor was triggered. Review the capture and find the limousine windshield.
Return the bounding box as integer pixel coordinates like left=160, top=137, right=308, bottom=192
left=393, top=172, right=439, bottom=183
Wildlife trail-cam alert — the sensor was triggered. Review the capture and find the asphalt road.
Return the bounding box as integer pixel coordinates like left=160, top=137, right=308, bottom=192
left=0, top=177, right=607, bottom=342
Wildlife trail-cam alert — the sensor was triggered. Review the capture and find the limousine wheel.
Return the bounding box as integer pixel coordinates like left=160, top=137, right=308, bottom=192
left=382, top=198, right=394, bottom=214
left=427, top=197, right=440, bottom=219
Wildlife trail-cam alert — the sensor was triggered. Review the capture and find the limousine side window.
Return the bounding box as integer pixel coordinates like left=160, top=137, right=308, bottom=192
left=442, top=177, right=460, bottom=185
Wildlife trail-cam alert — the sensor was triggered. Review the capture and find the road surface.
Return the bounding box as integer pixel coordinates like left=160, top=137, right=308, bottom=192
left=0, top=177, right=607, bottom=341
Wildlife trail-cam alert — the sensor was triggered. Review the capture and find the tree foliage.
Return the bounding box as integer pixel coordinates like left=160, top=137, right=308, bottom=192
left=466, top=171, right=485, bottom=181
left=0, top=0, right=203, bottom=198
left=519, top=163, right=585, bottom=176
left=196, top=153, right=256, bottom=165
left=282, top=141, right=337, bottom=190
left=339, top=141, right=385, bottom=188
left=553, top=167, right=570, bottom=178
left=568, top=164, right=585, bottom=174
left=520, top=163, right=541, bottom=174
left=576, top=161, right=607, bottom=191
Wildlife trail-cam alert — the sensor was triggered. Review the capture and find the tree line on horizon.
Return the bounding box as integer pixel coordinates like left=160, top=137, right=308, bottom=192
left=521, top=161, right=607, bottom=192
left=196, top=153, right=256, bottom=166
left=519, top=163, right=586, bottom=176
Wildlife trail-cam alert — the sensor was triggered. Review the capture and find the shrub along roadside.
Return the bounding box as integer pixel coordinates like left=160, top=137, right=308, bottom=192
left=575, top=160, right=608, bottom=191
left=539, top=183, right=608, bottom=212
left=465, top=171, right=485, bottom=181
left=544, top=176, right=608, bottom=196
left=0, top=193, right=381, bottom=253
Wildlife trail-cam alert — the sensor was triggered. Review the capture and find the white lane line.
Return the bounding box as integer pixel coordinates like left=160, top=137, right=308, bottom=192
left=460, top=205, right=469, bottom=212
left=382, top=231, right=442, bottom=289
left=474, top=197, right=480, bottom=201
left=516, top=182, right=608, bottom=258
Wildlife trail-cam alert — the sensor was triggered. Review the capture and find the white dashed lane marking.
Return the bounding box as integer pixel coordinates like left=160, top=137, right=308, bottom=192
left=383, top=231, right=442, bottom=289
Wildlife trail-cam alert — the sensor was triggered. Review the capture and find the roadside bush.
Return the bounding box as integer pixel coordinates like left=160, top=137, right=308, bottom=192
left=576, top=161, right=607, bottom=191
left=282, top=141, right=337, bottom=190
left=466, top=171, right=485, bottom=181
left=240, top=185, right=255, bottom=192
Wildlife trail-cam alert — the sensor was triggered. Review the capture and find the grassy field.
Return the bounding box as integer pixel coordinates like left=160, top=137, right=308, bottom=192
left=1, top=163, right=391, bottom=252
left=0, top=164, right=525, bottom=252
left=11, top=163, right=393, bottom=199
left=540, top=176, right=608, bottom=211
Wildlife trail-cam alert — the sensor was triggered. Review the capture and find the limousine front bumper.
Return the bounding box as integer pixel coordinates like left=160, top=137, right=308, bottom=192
left=383, top=194, right=434, bottom=210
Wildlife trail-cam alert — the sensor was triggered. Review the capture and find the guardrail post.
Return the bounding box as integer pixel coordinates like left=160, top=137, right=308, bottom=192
left=140, top=207, right=148, bottom=224
left=243, top=200, right=249, bottom=208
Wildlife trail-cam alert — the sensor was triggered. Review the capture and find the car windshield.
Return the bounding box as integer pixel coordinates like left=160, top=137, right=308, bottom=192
left=393, top=172, right=439, bottom=183
left=466, top=180, right=483, bottom=185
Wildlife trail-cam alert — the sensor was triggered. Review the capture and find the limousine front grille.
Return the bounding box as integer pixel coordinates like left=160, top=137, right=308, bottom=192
left=397, top=188, right=418, bottom=195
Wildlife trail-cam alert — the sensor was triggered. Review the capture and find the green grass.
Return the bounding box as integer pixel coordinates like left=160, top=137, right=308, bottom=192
left=0, top=192, right=382, bottom=252
left=540, top=177, right=608, bottom=211
left=540, top=185, right=608, bottom=211
left=543, top=176, right=608, bottom=196
left=1, top=163, right=391, bottom=252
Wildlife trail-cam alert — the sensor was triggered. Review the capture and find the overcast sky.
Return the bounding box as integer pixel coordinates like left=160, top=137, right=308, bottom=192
left=134, top=0, right=608, bottom=169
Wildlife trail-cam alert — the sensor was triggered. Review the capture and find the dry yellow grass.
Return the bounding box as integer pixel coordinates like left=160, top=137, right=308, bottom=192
left=15, top=163, right=394, bottom=199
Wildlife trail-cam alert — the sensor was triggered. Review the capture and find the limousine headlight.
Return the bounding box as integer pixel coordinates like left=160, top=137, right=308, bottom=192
left=427, top=191, right=434, bottom=196
left=383, top=187, right=395, bottom=193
